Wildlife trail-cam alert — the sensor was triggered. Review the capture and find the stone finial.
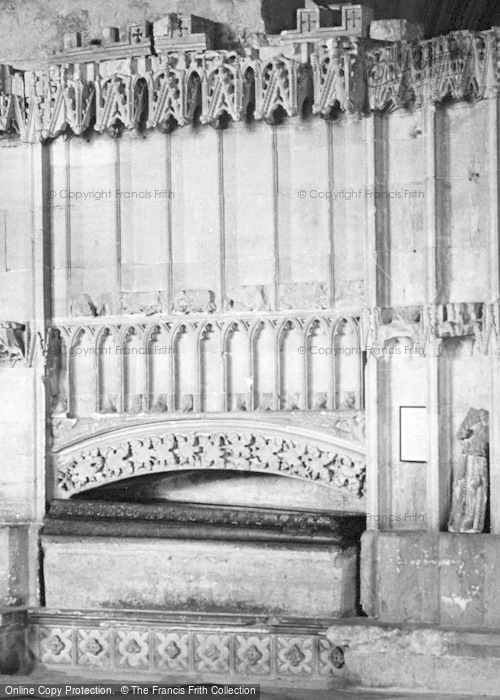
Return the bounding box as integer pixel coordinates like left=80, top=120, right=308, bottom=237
left=63, top=32, right=82, bottom=51
left=153, top=14, right=215, bottom=52
left=129, top=22, right=152, bottom=45
left=0, top=64, right=12, bottom=93
left=154, top=14, right=188, bottom=38
left=296, top=9, right=321, bottom=34
left=102, top=27, right=120, bottom=45
left=281, top=3, right=374, bottom=43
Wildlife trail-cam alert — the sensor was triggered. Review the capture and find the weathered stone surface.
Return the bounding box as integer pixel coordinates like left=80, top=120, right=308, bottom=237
left=0, top=527, right=29, bottom=607
left=360, top=531, right=377, bottom=617
left=42, top=537, right=358, bottom=618
left=0, top=613, right=29, bottom=675
left=326, top=624, right=500, bottom=695
left=370, top=532, right=500, bottom=628
left=377, top=533, right=439, bottom=623
left=369, top=19, right=423, bottom=42
left=0, top=370, right=37, bottom=524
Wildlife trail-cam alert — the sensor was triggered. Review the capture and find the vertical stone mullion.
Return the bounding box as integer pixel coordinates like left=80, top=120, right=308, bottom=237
left=424, top=104, right=444, bottom=532
left=166, top=134, right=173, bottom=312
left=30, top=139, right=50, bottom=604
left=364, top=114, right=380, bottom=528
left=487, top=96, right=500, bottom=533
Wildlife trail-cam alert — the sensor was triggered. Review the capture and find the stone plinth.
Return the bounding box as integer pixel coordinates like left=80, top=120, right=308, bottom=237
left=28, top=610, right=500, bottom=694
left=362, top=531, right=500, bottom=627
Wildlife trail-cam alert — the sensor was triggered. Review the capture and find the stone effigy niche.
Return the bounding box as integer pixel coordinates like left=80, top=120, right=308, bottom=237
left=43, top=420, right=367, bottom=618
left=448, top=408, right=489, bottom=534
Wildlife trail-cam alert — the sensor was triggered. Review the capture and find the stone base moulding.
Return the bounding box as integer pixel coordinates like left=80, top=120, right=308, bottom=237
left=28, top=611, right=346, bottom=683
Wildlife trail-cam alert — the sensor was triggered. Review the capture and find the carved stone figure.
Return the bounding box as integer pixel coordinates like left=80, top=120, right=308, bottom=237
left=127, top=394, right=143, bottom=413
left=448, top=408, right=489, bottom=534
left=173, top=290, right=216, bottom=314
left=97, top=292, right=119, bottom=316
left=121, top=291, right=167, bottom=316
left=255, top=393, right=273, bottom=411
left=283, top=392, right=301, bottom=411
left=0, top=323, right=25, bottom=366
left=180, top=394, right=193, bottom=412
left=372, top=306, right=422, bottom=349
left=151, top=395, right=168, bottom=413
left=313, top=392, right=328, bottom=410
left=278, top=282, right=328, bottom=311
left=224, top=285, right=270, bottom=312
left=336, top=279, right=365, bottom=305
left=101, top=396, right=118, bottom=414
left=70, top=294, right=97, bottom=317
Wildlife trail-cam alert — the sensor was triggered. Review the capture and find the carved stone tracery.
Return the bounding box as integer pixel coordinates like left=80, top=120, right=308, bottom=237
left=57, top=430, right=366, bottom=499
left=366, top=31, right=496, bottom=112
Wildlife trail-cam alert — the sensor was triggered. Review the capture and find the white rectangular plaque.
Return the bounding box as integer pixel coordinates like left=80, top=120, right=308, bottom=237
left=400, top=406, right=428, bottom=463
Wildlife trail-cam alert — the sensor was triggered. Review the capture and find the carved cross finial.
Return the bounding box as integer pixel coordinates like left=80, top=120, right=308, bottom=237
left=281, top=3, right=373, bottom=43
left=344, top=7, right=361, bottom=32
left=128, top=22, right=152, bottom=46
left=153, top=14, right=214, bottom=52
left=131, top=27, right=143, bottom=43
left=298, top=10, right=320, bottom=33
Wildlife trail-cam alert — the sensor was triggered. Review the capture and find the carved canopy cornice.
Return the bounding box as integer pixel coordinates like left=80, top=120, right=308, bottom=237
left=1, top=19, right=499, bottom=142
left=53, top=418, right=367, bottom=503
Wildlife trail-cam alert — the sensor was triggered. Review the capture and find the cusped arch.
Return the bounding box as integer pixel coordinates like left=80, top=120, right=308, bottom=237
left=69, top=324, right=95, bottom=350
left=118, top=322, right=145, bottom=347
left=248, top=317, right=275, bottom=345
left=144, top=321, right=170, bottom=350
left=222, top=319, right=249, bottom=347
left=94, top=323, right=119, bottom=352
